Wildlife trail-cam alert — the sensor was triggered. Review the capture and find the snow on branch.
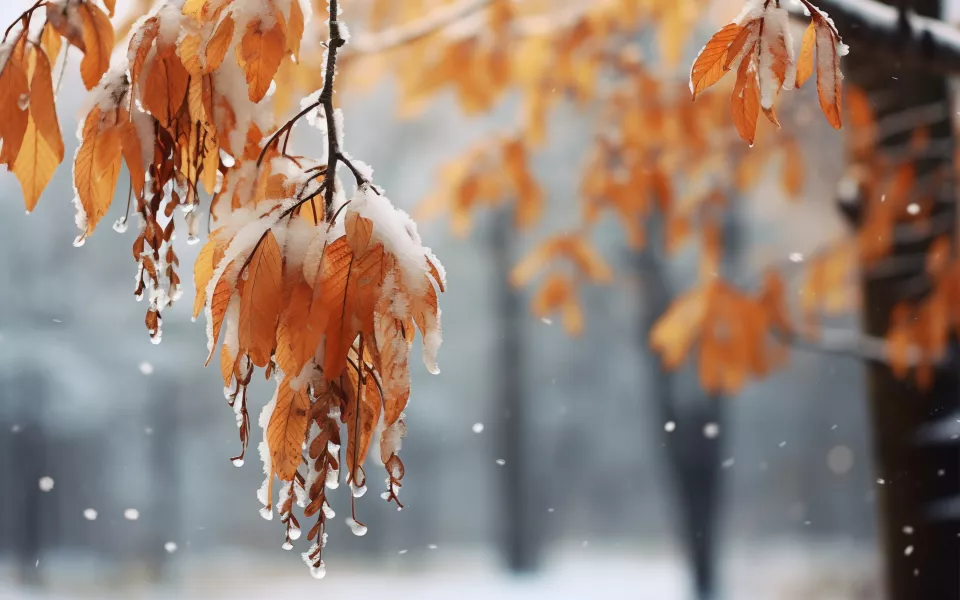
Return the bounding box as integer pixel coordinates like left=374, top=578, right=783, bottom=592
left=349, top=0, right=493, bottom=54
left=796, top=0, right=960, bottom=75
left=774, top=326, right=948, bottom=368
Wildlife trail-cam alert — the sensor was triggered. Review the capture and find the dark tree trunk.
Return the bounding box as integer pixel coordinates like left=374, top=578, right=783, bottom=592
left=636, top=213, right=730, bottom=600
left=491, top=209, right=538, bottom=573
left=845, top=1, right=960, bottom=597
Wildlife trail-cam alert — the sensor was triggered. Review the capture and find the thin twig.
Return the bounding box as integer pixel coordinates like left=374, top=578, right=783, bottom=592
left=349, top=0, right=493, bottom=54
left=321, top=0, right=347, bottom=222
left=773, top=326, right=951, bottom=368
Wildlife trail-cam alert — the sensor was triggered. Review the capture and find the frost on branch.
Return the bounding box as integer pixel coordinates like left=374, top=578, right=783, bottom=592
left=0, top=0, right=444, bottom=576
left=689, top=0, right=848, bottom=144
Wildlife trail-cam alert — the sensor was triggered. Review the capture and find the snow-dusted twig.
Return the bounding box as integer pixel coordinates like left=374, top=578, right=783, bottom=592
left=349, top=0, right=493, bottom=54
left=791, top=0, right=960, bottom=75
left=774, top=326, right=947, bottom=367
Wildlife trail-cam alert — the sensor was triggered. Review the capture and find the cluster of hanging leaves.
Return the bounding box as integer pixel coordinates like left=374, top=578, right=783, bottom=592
left=690, top=0, right=847, bottom=144
left=1, top=0, right=445, bottom=577
left=651, top=273, right=791, bottom=395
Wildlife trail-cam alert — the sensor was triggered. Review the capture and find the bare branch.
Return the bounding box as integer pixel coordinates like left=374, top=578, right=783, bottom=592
left=322, top=0, right=347, bottom=220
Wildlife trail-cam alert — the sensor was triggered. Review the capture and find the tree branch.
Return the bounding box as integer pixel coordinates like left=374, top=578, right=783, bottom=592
left=794, top=0, right=960, bottom=75
left=774, top=326, right=947, bottom=368
left=322, top=0, right=347, bottom=221
left=349, top=0, right=493, bottom=54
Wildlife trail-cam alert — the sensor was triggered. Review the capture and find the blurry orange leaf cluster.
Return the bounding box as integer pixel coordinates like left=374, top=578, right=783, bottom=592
left=885, top=238, right=960, bottom=389
left=418, top=136, right=542, bottom=236
left=651, top=272, right=790, bottom=395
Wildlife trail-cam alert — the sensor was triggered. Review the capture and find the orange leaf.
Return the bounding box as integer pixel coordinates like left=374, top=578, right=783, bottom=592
left=814, top=19, right=843, bottom=129
left=689, top=23, right=744, bottom=99
left=237, top=17, right=287, bottom=103
left=276, top=280, right=322, bottom=378
left=342, top=363, right=382, bottom=484
left=78, top=2, right=113, bottom=90
left=205, top=15, right=235, bottom=72
left=375, top=296, right=411, bottom=427
left=143, top=52, right=190, bottom=127
left=267, top=377, right=310, bottom=481
left=320, top=240, right=386, bottom=376
left=781, top=138, right=804, bottom=199
left=0, top=40, right=29, bottom=167
left=129, top=17, right=160, bottom=91
left=795, top=21, right=816, bottom=88
left=28, top=46, right=63, bottom=158
left=651, top=284, right=710, bottom=369
left=74, top=108, right=122, bottom=236
left=205, top=261, right=236, bottom=365
left=179, top=33, right=204, bottom=75
left=239, top=231, right=283, bottom=367
left=723, top=21, right=759, bottom=71
left=287, top=0, right=305, bottom=62
left=14, top=48, right=63, bottom=212
left=40, top=23, right=62, bottom=64
left=119, top=116, right=147, bottom=201
left=345, top=211, right=374, bottom=255
left=193, top=238, right=219, bottom=319
left=731, top=42, right=760, bottom=145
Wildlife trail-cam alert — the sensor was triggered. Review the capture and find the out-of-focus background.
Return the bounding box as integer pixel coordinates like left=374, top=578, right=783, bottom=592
left=3, top=0, right=959, bottom=599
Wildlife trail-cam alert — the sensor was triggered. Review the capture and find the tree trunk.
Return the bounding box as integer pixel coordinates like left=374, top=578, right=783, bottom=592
left=636, top=214, right=728, bottom=600
left=845, top=1, right=960, bottom=597
left=491, top=208, right=538, bottom=573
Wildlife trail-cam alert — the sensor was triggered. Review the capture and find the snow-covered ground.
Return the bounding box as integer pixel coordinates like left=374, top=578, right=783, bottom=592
left=1, top=543, right=879, bottom=600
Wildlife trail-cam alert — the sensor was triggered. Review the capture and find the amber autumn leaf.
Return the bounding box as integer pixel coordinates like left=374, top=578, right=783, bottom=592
left=812, top=14, right=844, bottom=129
left=73, top=108, right=122, bottom=237
left=689, top=22, right=744, bottom=99
left=14, top=48, right=64, bottom=212
left=193, top=239, right=219, bottom=319
left=206, top=16, right=235, bottom=72
left=0, top=40, right=29, bottom=168
left=795, top=21, right=816, bottom=88
left=267, top=377, right=311, bottom=481
left=239, top=231, right=284, bottom=368
left=730, top=43, right=760, bottom=146
left=238, top=17, right=287, bottom=103
left=342, top=367, right=382, bottom=484
left=78, top=2, right=114, bottom=90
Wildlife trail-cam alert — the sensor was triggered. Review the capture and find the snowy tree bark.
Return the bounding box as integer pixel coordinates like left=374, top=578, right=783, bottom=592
left=843, top=1, right=960, bottom=598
